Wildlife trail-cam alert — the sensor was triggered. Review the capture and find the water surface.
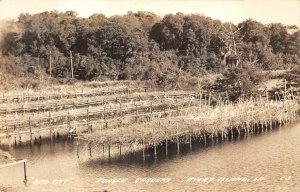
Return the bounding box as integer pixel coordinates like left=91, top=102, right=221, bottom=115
left=1, top=121, right=300, bottom=192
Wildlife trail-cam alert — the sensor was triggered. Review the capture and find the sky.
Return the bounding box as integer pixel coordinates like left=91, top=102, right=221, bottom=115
left=0, top=0, right=300, bottom=26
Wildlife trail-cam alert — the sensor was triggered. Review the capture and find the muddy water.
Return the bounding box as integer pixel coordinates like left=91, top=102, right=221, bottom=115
left=0, top=121, right=300, bottom=192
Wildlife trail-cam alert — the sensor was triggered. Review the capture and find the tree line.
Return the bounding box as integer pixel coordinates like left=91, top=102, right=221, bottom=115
left=0, top=11, right=299, bottom=97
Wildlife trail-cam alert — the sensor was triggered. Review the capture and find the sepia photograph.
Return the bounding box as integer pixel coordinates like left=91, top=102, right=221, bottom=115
left=0, top=0, right=300, bottom=191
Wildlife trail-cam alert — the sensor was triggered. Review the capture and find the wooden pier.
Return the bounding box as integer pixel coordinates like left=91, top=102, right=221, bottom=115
left=79, top=99, right=300, bottom=160
left=1, top=81, right=299, bottom=161
left=0, top=86, right=202, bottom=146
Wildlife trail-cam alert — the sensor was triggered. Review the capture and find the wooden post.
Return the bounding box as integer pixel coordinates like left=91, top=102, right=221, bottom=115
left=108, top=144, right=111, bottom=161
left=87, top=109, right=91, bottom=132
left=49, top=50, right=52, bottom=78
left=176, top=123, right=179, bottom=154
left=138, top=88, right=141, bottom=101
left=89, top=143, right=92, bottom=157
left=48, top=111, right=51, bottom=125
left=50, top=127, right=53, bottom=143
left=70, top=50, right=74, bottom=79
left=150, top=100, right=153, bottom=121
left=29, top=117, right=33, bottom=144
left=5, top=120, right=8, bottom=138
left=142, top=127, right=145, bottom=161
left=119, top=102, right=123, bottom=127
left=142, top=146, right=145, bottom=161
left=284, top=79, right=287, bottom=100
left=19, top=135, right=22, bottom=145
left=176, top=99, right=179, bottom=116
left=154, top=143, right=157, bottom=158
left=23, top=162, right=27, bottom=182
left=104, top=105, right=107, bottom=128
left=135, top=104, right=138, bottom=123
left=189, top=134, right=192, bottom=150
left=197, top=93, right=201, bottom=114
left=67, top=111, right=70, bottom=127
left=199, top=92, right=202, bottom=108
left=221, top=131, right=224, bottom=141
left=165, top=139, right=168, bottom=156
left=77, top=140, right=79, bottom=158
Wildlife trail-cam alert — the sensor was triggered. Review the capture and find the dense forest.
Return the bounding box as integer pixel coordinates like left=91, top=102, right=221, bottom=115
left=0, top=11, right=299, bottom=98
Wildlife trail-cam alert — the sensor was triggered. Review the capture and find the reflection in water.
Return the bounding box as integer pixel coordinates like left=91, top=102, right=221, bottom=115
left=1, top=121, right=300, bottom=192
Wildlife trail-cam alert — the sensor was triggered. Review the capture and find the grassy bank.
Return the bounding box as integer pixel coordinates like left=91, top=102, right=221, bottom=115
left=0, top=149, right=13, bottom=165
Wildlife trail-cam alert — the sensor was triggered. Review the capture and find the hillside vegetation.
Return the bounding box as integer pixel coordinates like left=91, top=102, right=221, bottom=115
left=0, top=11, right=299, bottom=100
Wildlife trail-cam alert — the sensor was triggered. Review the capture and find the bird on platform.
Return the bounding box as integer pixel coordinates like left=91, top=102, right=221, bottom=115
left=15, top=112, right=19, bottom=120
left=158, top=112, right=162, bottom=118
left=69, top=128, right=75, bottom=133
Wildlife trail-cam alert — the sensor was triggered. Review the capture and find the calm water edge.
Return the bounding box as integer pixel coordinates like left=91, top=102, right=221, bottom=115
left=1, top=121, right=300, bottom=192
